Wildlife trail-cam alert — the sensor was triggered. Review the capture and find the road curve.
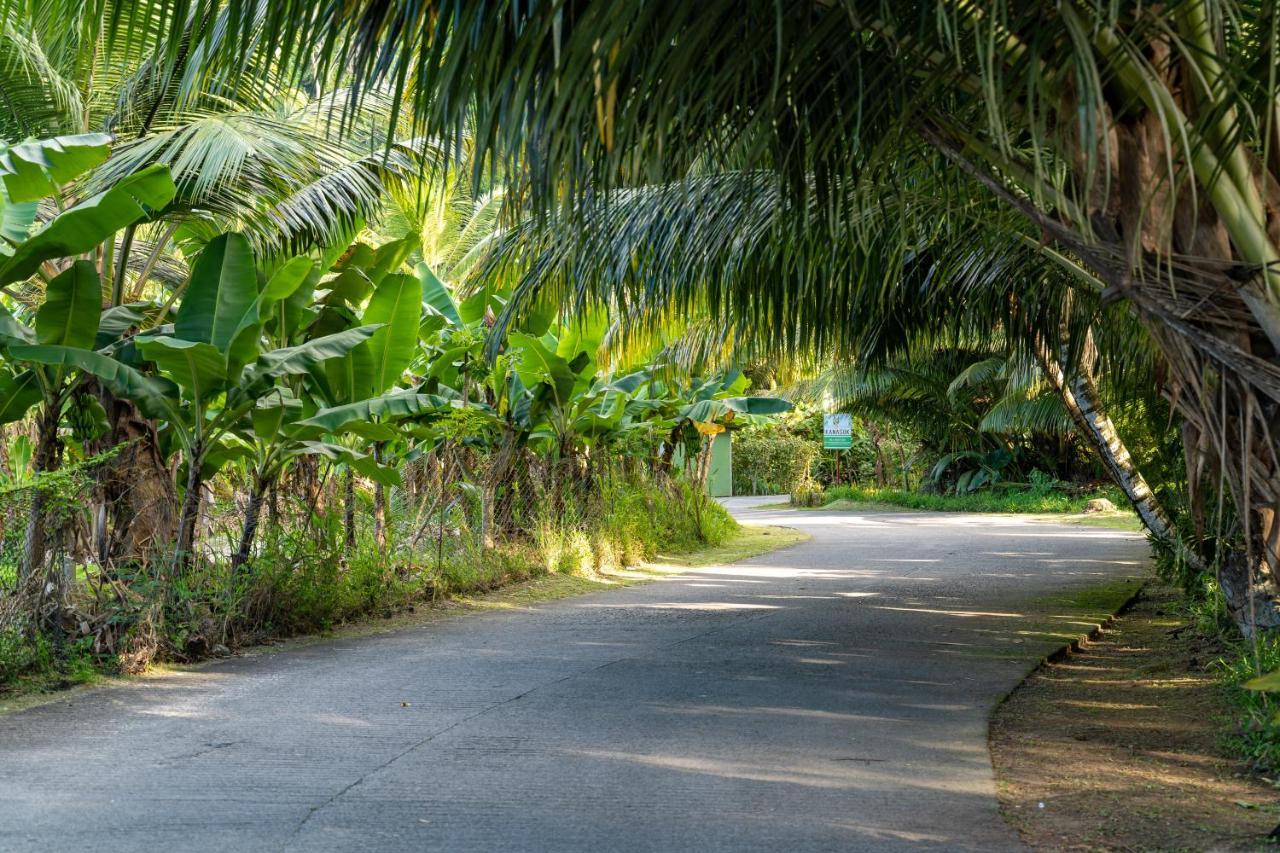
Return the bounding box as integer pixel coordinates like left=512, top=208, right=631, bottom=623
left=0, top=499, right=1148, bottom=852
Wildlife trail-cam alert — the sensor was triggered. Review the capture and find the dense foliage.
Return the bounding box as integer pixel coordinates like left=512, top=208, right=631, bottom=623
left=4, top=0, right=1280, bottom=765
left=0, top=128, right=784, bottom=688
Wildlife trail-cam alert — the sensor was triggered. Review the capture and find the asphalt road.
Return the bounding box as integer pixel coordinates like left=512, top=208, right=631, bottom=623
left=0, top=498, right=1148, bottom=851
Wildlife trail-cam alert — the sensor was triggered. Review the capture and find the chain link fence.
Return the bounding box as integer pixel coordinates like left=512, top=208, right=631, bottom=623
left=0, top=454, right=109, bottom=640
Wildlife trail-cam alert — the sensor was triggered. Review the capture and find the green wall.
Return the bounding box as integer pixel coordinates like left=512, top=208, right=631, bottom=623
left=672, top=432, right=734, bottom=497
left=708, top=432, right=732, bottom=497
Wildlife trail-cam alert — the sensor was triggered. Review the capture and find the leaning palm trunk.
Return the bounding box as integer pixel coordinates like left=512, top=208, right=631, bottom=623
left=914, top=9, right=1280, bottom=635
left=1037, top=344, right=1187, bottom=547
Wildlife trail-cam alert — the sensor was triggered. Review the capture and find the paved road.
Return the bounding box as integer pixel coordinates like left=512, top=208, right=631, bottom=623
left=0, top=499, right=1148, bottom=852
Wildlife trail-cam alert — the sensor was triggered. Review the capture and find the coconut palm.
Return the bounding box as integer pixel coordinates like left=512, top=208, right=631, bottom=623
left=153, top=0, right=1280, bottom=632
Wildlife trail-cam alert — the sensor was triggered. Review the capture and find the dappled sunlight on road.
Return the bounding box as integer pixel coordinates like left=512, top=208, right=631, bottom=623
left=0, top=498, right=1151, bottom=853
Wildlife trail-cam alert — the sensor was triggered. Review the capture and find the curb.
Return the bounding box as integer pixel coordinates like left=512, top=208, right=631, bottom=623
left=1040, top=581, right=1146, bottom=666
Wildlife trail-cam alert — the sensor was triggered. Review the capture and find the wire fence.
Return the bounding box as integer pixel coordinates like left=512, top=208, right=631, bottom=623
left=0, top=453, right=110, bottom=637
left=1, top=434, right=689, bottom=667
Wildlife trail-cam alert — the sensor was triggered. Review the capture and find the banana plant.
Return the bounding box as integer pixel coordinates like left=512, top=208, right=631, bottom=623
left=17, top=233, right=383, bottom=568
left=0, top=136, right=177, bottom=583
left=298, top=237, right=434, bottom=549
left=224, top=386, right=410, bottom=571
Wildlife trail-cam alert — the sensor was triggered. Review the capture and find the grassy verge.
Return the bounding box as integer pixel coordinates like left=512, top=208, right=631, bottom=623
left=817, top=483, right=1130, bottom=514
left=990, top=584, right=1278, bottom=850
left=775, top=484, right=1145, bottom=530
left=0, top=521, right=806, bottom=713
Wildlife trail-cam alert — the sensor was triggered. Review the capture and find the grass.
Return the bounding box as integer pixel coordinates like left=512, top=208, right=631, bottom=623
left=0, top=521, right=805, bottom=714
left=651, top=524, right=808, bottom=568
left=782, top=484, right=1145, bottom=530
left=818, top=483, right=1129, bottom=514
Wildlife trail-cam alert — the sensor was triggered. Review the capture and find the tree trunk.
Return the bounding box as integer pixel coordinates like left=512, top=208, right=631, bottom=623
left=21, top=396, right=64, bottom=586
left=866, top=419, right=887, bottom=487
left=173, top=442, right=205, bottom=572
left=88, top=383, right=177, bottom=569
left=1034, top=340, right=1250, bottom=620
left=344, top=466, right=356, bottom=551
left=230, top=470, right=274, bottom=573
left=373, top=445, right=387, bottom=554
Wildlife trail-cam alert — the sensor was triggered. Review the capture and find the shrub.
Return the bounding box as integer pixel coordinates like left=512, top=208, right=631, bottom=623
left=733, top=430, right=818, bottom=495
left=1216, top=637, right=1280, bottom=773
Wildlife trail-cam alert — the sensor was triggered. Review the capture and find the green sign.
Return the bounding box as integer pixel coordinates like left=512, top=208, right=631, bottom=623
left=823, top=413, right=852, bottom=449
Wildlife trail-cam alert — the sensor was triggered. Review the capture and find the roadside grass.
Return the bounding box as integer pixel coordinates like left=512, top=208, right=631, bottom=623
left=819, top=483, right=1129, bottom=514
left=764, top=484, right=1144, bottom=531
left=454, top=524, right=807, bottom=613
left=0, top=522, right=805, bottom=713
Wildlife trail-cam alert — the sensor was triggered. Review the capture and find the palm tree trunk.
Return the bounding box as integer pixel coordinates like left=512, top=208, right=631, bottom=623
left=1038, top=347, right=1178, bottom=537
left=1032, top=342, right=1266, bottom=630
left=88, top=383, right=177, bottom=569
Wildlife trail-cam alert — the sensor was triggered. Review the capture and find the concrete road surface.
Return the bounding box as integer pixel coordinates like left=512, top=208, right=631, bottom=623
left=0, top=498, right=1148, bottom=851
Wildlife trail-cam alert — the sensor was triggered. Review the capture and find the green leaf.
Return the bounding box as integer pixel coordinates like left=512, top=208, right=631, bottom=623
left=0, top=196, right=36, bottom=248
left=262, top=257, right=314, bottom=305
left=723, top=396, right=792, bottom=415
left=0, top=134, right=112, bottom=202
left=1244, top=669, right=1280, bottom=692
left=417, top=262, right=461, bottom=325
left=251, top=393, right=303, bottom=443
left=0, top=304, right=35, bottom=345
left=36, top=260, right=101, bottom=349
left=176, top=233, right=258, bottom=353
left=137, top=337, right=228, bottom=399
left=0, top=370, right=42, bottom=425
left=317, top=268, right=373, bottom=307
left=459, top=289, right=489, bottom=325
left=369, top=234, right=419, bottom=281
left=510, top=332, right=576, bottom=410
left=225, top=256, right=315, bottom=376
left=95, top=303, right=149, bottom=350
left=295, top=441, right=401, bottom=487
left=243, top=325, right=382, bottom=387
left=8, top=344, right=177, bottom=421
left=604, top=371, right=649, bottom=394
left=555, top=309, right=607, bottom=362
left=0, top=165, right=177, bottom=286
left=293, top=390, right=449, bottom=435
left=360, top=272, right=423, bottom=394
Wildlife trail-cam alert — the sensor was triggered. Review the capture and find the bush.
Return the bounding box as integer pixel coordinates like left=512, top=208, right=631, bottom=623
left=537, top=473, right=737, bottom=575
left=0, top=461, right=740, bottom=694
left=1216, top=637, right=1280, bottom=773
left=733, top=430, right=818, bottom=495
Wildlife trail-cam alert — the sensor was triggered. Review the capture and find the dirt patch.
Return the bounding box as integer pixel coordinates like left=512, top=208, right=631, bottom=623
left=991, top=584, right=1279, bottom=851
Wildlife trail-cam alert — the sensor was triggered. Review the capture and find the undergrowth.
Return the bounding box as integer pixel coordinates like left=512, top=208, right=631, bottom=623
left=1215, top=635, right=1280, bottom=774
left=1, top=474, right=737, bottom=696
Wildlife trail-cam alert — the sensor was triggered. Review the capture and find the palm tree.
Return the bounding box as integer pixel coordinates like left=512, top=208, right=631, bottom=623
left=91, top=1, right=1280, bottom=631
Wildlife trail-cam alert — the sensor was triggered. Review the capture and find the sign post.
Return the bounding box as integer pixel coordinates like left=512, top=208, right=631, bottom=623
left=823, top=413, right=852, bottom=450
